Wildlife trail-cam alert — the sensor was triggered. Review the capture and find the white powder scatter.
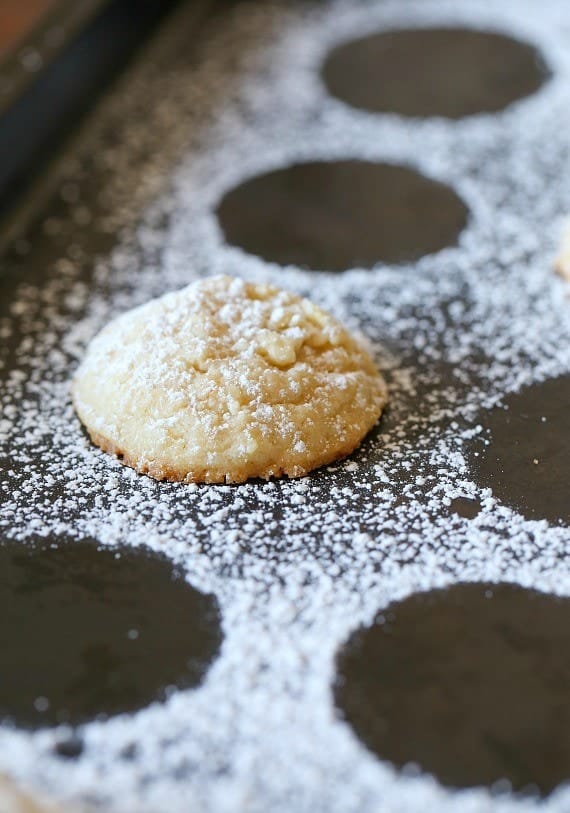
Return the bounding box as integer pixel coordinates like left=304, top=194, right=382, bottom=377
left=1, top=1, right=570, bottom=812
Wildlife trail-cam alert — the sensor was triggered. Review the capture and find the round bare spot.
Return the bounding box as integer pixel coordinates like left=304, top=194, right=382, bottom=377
left=0, top=538, right=222, bottom=728
left=322, top=28, right=550, bottom=119
left=336, top=582, right=570, bottom=795
left=216, top=162, right=468, bottom=272
left=470, top=375, right=569, bottom=525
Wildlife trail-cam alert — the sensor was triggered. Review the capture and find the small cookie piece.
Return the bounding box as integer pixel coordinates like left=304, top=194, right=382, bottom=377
left=555, top=219, right=570, bottom=281
left=72, top=276, right=388, bottom=484
left=0, top=775, right=72, bottom=813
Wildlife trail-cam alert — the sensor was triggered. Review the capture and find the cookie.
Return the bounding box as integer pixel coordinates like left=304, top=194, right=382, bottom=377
left=72, top=275, right=388, bottom=484
left=0, top=775, right=71, bottom=813
left=555, top=219, right=570, bottom=281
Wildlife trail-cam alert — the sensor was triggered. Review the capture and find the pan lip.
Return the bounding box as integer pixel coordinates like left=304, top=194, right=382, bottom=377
left=0, top=0, right=111, bottom=119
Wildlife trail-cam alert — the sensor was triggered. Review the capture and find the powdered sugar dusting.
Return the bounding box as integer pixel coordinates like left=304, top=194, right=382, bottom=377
left=1, top=0, right=570, bottom=811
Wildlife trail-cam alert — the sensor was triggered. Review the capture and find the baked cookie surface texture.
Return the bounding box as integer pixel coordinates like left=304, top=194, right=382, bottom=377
left=0, top=775, right=72, bottom=813
left=555, top=218, right=570, bottom=281
left=72, top=275, right=388, bottom=484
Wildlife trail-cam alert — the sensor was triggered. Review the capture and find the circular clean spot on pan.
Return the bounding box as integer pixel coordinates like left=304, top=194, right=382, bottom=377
left=322, top=28, right=550, bottom=119
left=335, top=582, right=570, bottom=795
left=54, top=736, right=84, bottom=760
left=449, top=496, right=481, bottom=520
left=216, top=161, right=468, bottom=271
left=0, top=537, right=222, bottom=728
left=470, top=375, right=569, bottom=525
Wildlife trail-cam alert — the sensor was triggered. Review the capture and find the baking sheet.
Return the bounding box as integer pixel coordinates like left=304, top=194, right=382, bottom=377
left=0, top=0, right=194, bottom=248
left=0, top=1, right=59, bottom=58
left=0, top=0, right=570, bottom=811
left=0, top=0, right=110, bottom=117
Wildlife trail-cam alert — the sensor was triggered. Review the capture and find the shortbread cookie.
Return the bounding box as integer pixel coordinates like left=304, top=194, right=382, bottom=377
left=72, top=276, right=388, bottom=484
left=555, top=219, right=570, bottom=281
left=0, top=775, right=71, bottom=813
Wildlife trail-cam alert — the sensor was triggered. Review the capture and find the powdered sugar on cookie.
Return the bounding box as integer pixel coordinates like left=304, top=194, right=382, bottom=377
left=72, top=276, right=387, bottom=483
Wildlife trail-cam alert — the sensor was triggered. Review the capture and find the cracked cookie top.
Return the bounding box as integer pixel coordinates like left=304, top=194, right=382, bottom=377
left=72, top=275, right=388, bottom=484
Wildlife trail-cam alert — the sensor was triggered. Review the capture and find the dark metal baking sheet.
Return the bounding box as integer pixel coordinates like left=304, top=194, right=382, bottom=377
left=0, top=0, right=569, bottom=810
left=0, top=0, right=203, bottom=248
left=0, top=0, right=110, bottom=117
